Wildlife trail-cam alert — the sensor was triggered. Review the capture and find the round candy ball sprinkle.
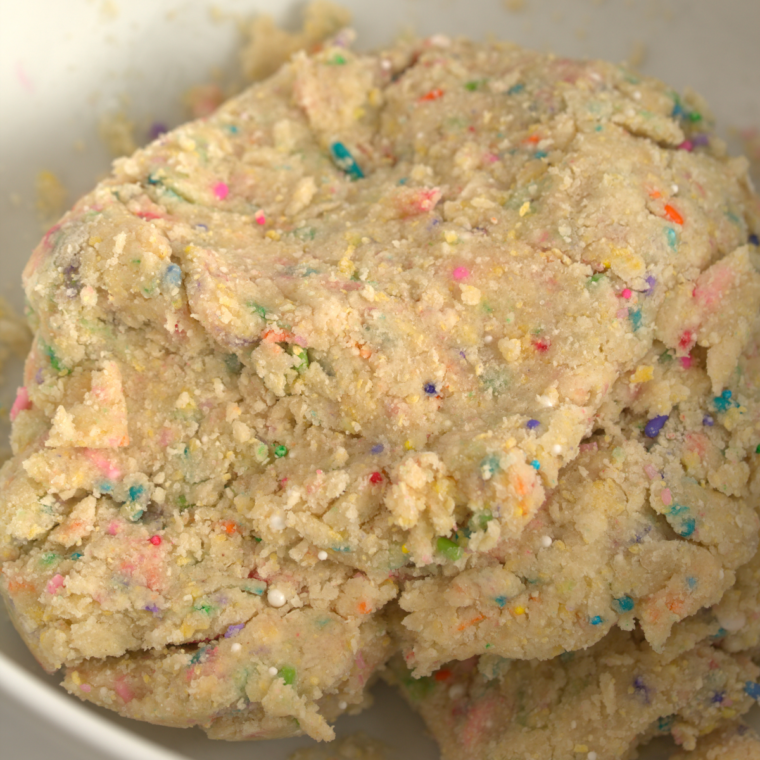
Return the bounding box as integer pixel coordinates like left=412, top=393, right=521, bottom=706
left=267, top=589, right=286, bottom=608
left=526, top=419, right=540, bottom=430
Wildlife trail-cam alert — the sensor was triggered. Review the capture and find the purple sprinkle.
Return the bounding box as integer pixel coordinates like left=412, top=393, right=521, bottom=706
left=371, top=444, right=384, bottom=454
left=692, top=133, right=710, bottom=147
left=144, top=604, right=160, bottom=614
left=225, top=623, right=245, bottom=638
left=148, top=122, right=168, bottom=140
left=711, top=690, right=725, bottom=704
left=644, top=275, right=656, bottom=295
left=526, top=419, right=540, bottom=430
left=644, top=415, right=669, bottom=438
left=702, top=415, right=714, bottom=427
left=35, top=368, right=44, bottom=384
left=424, top=382, right=437, bottom=395
left=633, top=676, right=651, bottom=704
left=459, top=350, right=467, bottom=359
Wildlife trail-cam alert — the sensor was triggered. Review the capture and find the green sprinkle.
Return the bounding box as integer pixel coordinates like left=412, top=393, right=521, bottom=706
left=330, top=54, right=347, bottom=65
left=274, top=444, right=289, bottom=458
left=465, top=79, right=487, bottom=91
left=193, top=602, right=213, bottom=615
left=437, top=536, right=463, bottom=562
left=403, top=675, right=435, bottom=701
left=279, top=666, right=297, bottom=685
left=247, top=301, right=267, bottom=319
left=40, top=551, right=59, bottom=567
left=688, top=111, right=702, bottom=123
left=291, top=345, right=310, bottom=372
left=755, top=444, right=760, bottom=454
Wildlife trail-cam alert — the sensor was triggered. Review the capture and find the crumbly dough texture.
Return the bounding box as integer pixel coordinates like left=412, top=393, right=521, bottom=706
left=669, top=722, right=760, bottom=760
left=2, top=31, right=760, bottom=746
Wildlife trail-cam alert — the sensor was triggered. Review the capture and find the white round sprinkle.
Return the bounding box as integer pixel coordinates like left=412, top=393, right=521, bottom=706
left=483, top=335, right=493, bottom=344
left=269, top=514, right=285, bottom=531
left=672, top=184, right=679, bottom=194
left=537, top=394, right=555, bottom=408
left=267, top=589, right=287, bottom=608
left=551, top=444, right=562, bottom=455
left=268, top=666, right=278, bottom=676
left=231, top=643, right=242, bottom=653
left=448, top=684, right=466, bottom=700
left=540, top=535, right=553, bottom=548
left=588, top=753, right=598, bottom=760
left=338, top=701, right=348, bottom=710
left=317, top=550, right=328, bottom=561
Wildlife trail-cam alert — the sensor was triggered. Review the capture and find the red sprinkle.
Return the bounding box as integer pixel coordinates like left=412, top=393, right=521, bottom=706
left=678, top=140, right=694, bottom=152
left=532, top=337, right=551, bottom=353
left=434, top=668, right=453, bottom=682
left=664, top=204, right=684, bottom=225
left=369, top=472, right=383, bottom=484
left=678, top=330, right=695, bottom=351
left=419, top=88, right=444, bottom=102
left=149, top=535, right=162, bottom=546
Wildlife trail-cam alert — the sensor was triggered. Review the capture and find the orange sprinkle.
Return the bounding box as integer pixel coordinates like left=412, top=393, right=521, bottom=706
left=358, top=601, right=371, bottom=614
left=663, top=204, right=684, bottom=225
left=7, top=579, right=36, bottom=595
left=434, top=668, right=452, bottom=682
left=648, top=189, right=662, bottom=199
left=219, top=520, right=238, bottom=535
left=524, top=134, right=541, bottom=144
left=262, top=328, right=293, bottom=343
left=419, top=88, right=444, bottom=102
left=457, top=613, right=485, bottom=631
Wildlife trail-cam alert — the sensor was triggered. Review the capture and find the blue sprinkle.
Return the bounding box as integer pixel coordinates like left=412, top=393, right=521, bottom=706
left=99, top=483, right=112, bottom=493
left=644, top=415, right=669, bottom=438
left=711, top=690, right=725, bottom=704
left=750, top=233, right=759, bottom=246
left=745, top=682, right=760, bottom=699
left=128, top=485, right=144, bottom=502
left=424, top=382, right=437, bottom=395
left=666, top=227, right=678, bottom=249
left=686, top=576, right=698, bottom=590
left=330, top=142, right=364, bottom=180
left=196, top=223, right=208, bottom=231
left=614, top=596, right=635, bottom=612
left=507, top=83, right=525, bottom=95
left=70, top=552, right=83, bottom=560
left=534, top=150, right=548, bottom=159
left=530, top=459, right=541, bottom=470
left=526, top=419, right=540, bottom=430
left=702, top=415, right=714, bottom=426
left=225, top=124, right=239, bottom=134
left=397, top=177, right=408, bottom=185
left=634, top=676, right=651, bottom=704
left=371, top=444, right=384, bottom=454
left=590, top=615, right=603, bottom=626
left=713, top=389, right=733, bottom=412
left=494, top=596, right=508, bottom=608
left=671, top=101, right=685, bottom=118
left=628, top=308, right=643, bottom=331
left=147, top=173, right=161, bottom=185
left=678, top=517, right=696, bottom=537
left=711, top=627, right=727, bottom=639
left=163, top=264, right=183, bottom=288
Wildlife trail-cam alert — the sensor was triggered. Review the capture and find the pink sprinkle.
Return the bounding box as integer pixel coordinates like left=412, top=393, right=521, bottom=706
left=114, top=677, right=134, bottom=703
left=107, top=520, right=120, bottom=536
left=616, top=308, right=628, bottom=319
left=644, top=463, right=658, bottom=480
left=85, top=449, right=121, bottom=480
left=149, top=535, right=162, bottom=546
left=452, top=266, right=470, bottom=281
left=254, top=210, right=266, bottom=225
left=213, top=182, right=229, bottom=200
left=46, top=574, right=65, bottom=595
left=80, top=684, right=92, bottom=693
left=678, top=140, right=694, bottom=152
left=580, top=441, right=599, bottom=453
left=661, top=488, right=673, bottom=506
left=10, top=386, right=31, bottom=421
left=621, top=288, right=632, bottom=300
left=680, top=355, right=692, bottom=369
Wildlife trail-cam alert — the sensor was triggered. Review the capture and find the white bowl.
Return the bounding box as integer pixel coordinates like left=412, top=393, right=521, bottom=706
left=1, top=1, right=759, bottom=758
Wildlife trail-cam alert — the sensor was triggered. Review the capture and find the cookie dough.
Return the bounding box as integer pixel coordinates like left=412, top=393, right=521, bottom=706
left=669, top=722, right=760, bottom=760
left=2, top=30, right=760, bottom=744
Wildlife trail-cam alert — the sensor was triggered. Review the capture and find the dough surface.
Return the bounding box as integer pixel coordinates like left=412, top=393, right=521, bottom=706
left=2, top=31, right=760, bottom=745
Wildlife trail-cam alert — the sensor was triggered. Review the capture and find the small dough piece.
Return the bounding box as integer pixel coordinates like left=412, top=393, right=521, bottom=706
left=669, top=722, right=760, bottom=760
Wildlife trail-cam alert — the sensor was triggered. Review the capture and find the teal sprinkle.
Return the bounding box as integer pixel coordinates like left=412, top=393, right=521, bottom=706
left=130, top=509, right=144, bottom=522
left=713, top=389, right=733, bottom=412
left=43, top=342, right=64, bottom=373
left=397, top=177, right=408, bottom=185
left=507, top=83, right=525, bottom=95
left=668, top=504, right=696, bottom=538
left=666, top=227, right=678, bottom=249
left=614, top=596, right=635, bottom=612
left=686, top=576, right=698, bottom=590
left=657, top=715, right=675, bottom=732
left=534, top=150, right=548, bottom=159
left=494, top=596, right=508, bottom=608
left=147, top=173, right=161, bottom=185
left=530, top=459, right=541, bottom=470
left=590, top=615, right=604, bottom=626
left=595, top=124, right=603, bottom=132
left=330, top=142, right=364, bottom=180
left=128, top=485, right=144, bottom=501
left=628, top=308, right=643, bottom=331
left=480, top=455, right=500, bottom=479
left=225, top=124, right=239, bottom=134
left=711, top=627, right=727, bottom=639
left=70, top=552, right=83, bottom=560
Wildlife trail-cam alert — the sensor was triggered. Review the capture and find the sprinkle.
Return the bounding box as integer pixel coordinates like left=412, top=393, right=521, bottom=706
left=519, top=201, right=531, bottom=217
left=534, top=150, right=548, bottom=159
left=424, top=382, right=437, bottom=395
left=678, top=140, right=694, bottom=152
left=317, top=551, right=328, bottom=561
left=551, top=444, right=562, bottom=455
left=661, top=488, right=673, bottom=506
left=419, top=87, right=444, bottom=102
left=614, top=596, right=635, bottom=612
left=128, top=485, right=144, bottom=501
left=148, top=122, right=168, bottom=140
left=756, top=444, right=760, bottom=454
left=274, top=444, right=288, bottom=458
left=9, top=386, right=31, bottom=421
left=434, top=668, right=452, bottom=682
left=254, top=210, right=266, bottom=225
left=540, top=535, right=552, bottom=548
left=750, top=234, right=759, bottom=246
left=371, top=444, right=384, bottom=454
left=369, top=472, right=383, bottom=484
left=532, top=337, right=550, bottom=353
left=530, top=459, right=541, bottom=470
left=628, top=308, right=643, bottom=331
left=46, top=574, right=65, bottom=595
left=589, top=615, right=603, bottom=626
left=703, top=416, right=714, bottom=426
left=330, top=142, right=364, bottom=180
left=448, top=684, right=466, bottom=699
left=268, top=666, right=278, bottom=676
left=645, top=415, right=669, bottom=438
left=338, top=700, right=348, bottom=710
left=663, top=204, right=684, bottom=225
left=526, top=419, right=540, bottom=430
left=149, top=535, right=161, bottom=546
left=225, top=623, right=245, bottom=638
left=507, top=83, right=525, bottom=95
left=713, top=389, right=733, bottom=412
left=745, top=682, right=760, bottom=699
left=437, top=536, right=463, bottom=562
left=680, top=355, right=692, bottom=369
left=213, top=182, right=229, bottom=200
left=163, top=263, right=183, bottom=287
left=267, top=589, right=286, bottom=608
left=270, top=514, right=285, bottom=531
left=621, top=288, right=632, bottom=299
left=452, top=266, right=470, bottom=280
left=231, top=643, right=242, bottom=653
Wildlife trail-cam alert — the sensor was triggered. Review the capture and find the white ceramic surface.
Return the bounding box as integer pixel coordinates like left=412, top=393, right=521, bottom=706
left=1, top=1, right=759, bottom=758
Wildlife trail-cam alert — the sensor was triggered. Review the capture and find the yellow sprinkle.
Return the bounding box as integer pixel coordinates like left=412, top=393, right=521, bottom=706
left=180, top=622, right=195, bottom=638
left=143, top=674, right=152, bottom=684
left=631, top=365, right=654, bottom=383
left=404, top=440, right=414, bottom=450
left=70, top=670, right=81, bottom=685
left=514, top=606, right=525, bottom=615
left=265, top=230, right=281, bottom=241
left=406, top=394, right=419, bottom=405
left=519, top=201, right=531, bottom=217
left=574, top=746, right=589, bottom=754
left=444, top=230, right=459, bottom=244
left=401, top=544, right=409, bottom=554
